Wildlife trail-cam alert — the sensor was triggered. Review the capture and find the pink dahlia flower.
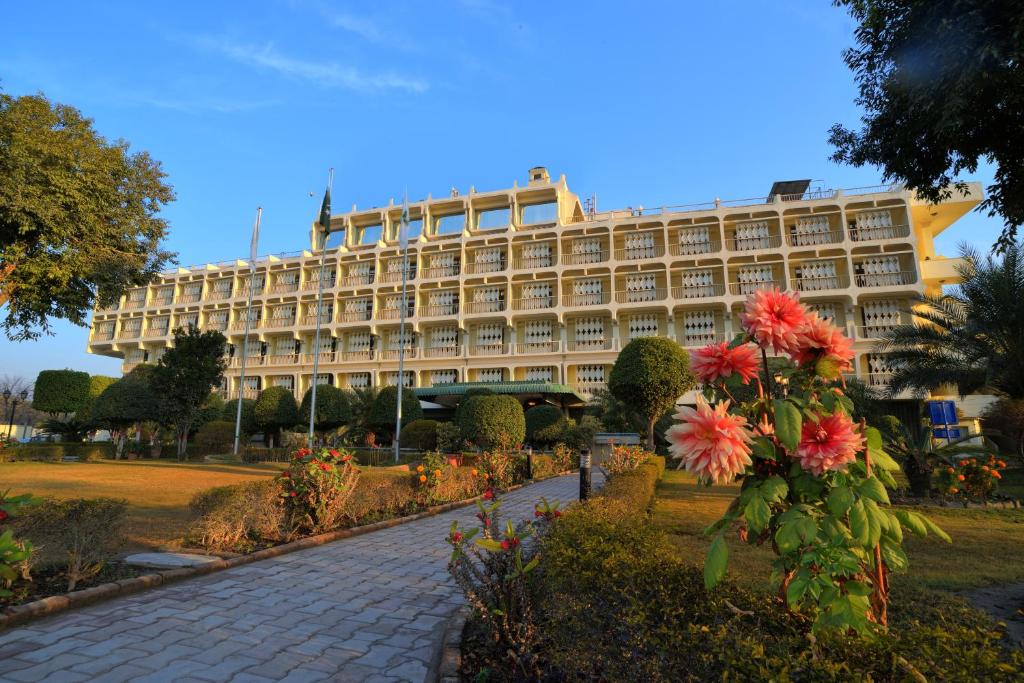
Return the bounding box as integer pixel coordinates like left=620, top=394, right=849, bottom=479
left=792, top=313, right=854, bottom=373
left=796, top=412, right=864, bottom=476
left=740, top=288, right=806, bottom=354
left=667, top=397, right=753, bottom=484
left=691, top=341, right=761, bottom=385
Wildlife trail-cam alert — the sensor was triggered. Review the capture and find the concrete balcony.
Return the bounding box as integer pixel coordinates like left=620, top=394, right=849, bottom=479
left=265, top=317, right=296, bottom=328
left=118, top=328, right=142, bottom=339
left=464, top=260, right=506, bottom=274
left=339, top=310, right=373, bottom=322
left=338, top=274, right=374, bottom=287
left=377, top=306, right=415, bottom=320
left=419, top=304, right=459, bottom=318
left=301, top=352, right=337, bottom=364
left=419, top=265, right=461, bottom=280
left=512, top=255, right=556, bottom=270
left=469, top=343, right=508, bottom=356
left=176, top=293, right=202, bottom=304
left=728, top=279, right=784, bottom=296
left=464, top=300, right=506, bottom=315
left=614, top=288, right=667, bottom=304
left=208, top=289, right=233, bottom=300
left=423, top=346, right=462, bottom=359
left=850, top=223, right=911, bottom=242
left=378, top=348, right=419, bottom=360
left=230, top=356, right=265, bottom=368
left=790, top=273, right=851, bottom=293
left=230, top=319, right=259, bottom=330
left=339, top=350, right=373, bottom=362
left=854, top=271, right=916, bottom=288
left=562, top=292, right=611, bottom=308
left=614, top=244, right=664, bottom=261
left=786, top=230, right=843, bottom=247
left=561, top=250, right=609, bottom=265
left=268, top=282, right=299, bottom=294
left=566, top=339, right=615, bottom=352
left=513, top=341, right=561, bottom=354
left=671, top=282, right=726, bottom=299
left=512, top=296, right=555, bottom=311
left=144, top=328, right=169, bottom=338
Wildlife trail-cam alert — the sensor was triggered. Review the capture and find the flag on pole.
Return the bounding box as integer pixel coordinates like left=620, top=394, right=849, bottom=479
left=317, top=184, right=332, bottom=249
left=398, top=194, right=410, bottom=249
left=249, top=209, right=261, bottom=262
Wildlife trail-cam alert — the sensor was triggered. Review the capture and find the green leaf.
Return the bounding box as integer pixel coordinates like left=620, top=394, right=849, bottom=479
left=865, top=426, right=883, bottom=451
left=786, top=574, right=809, bottom=606
left=919, top=513, right=952, bottom=543
left=750, top=436, right=777, bottom=460
left=475, top=538, right=505, bottom=552
left=776, top=520, right=802, bottom=554
left=836, top=394, right=855, bottom=415
left=827, top=485, right=854, bottom=517
left=849, top=500, right=869, bottom=546
left=892, top=509, right=928, bottom=538
left=864, top=499, right=883, bottom=548
left=704, top=535, right=728, bottom=589
left=881, top=541, right=909, bottom=572
left=858, top=476, right=890, bottom=505
left=760, top=476, right=789, bottom=503
left=745, top=496, right=770, bottom=535
left=773, top=399, right=802, bottom=451
left=819, top=391, right=836, bottom=413
left=868, top=447, right=901, bottom=472
left=845, top=580, right=872, bottom=597
left=796, top=516, right=818, bottom=544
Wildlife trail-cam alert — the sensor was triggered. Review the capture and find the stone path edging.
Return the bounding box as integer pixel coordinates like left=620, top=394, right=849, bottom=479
left=436, top=605, right=470, bottom=683
left=0, top=478, right=551, bottom=632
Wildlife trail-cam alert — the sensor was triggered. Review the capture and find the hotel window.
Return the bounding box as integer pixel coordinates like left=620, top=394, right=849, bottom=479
left=431, top=369, right=459, bottom=385
left=347, top=332, right=372, bottom=352
left=430, top=326, right=459, bottom=349
left=862, top=300, right=902, bottom=335
left=479, top=368, right=504, bottom=383
left=571, top=237, right=603, bottom=263
left=177, top=313, right=199, bottom=329
left=428, top=290, right=459, bottom=314
left=359, top=224, right=383, bottom=245
left=525, top=367, right=554, bottom=382
left=572, top=278, right=604, bottom=305
left=521, top=243, right=554, bottom=267
left=807, top=303, right=838, bottom=321
left=794, top=260, right=839, bottom=290
left=313, top=374, right=333, bottom=386
left=476, top=207, right=510, bottom=229
left=387, top=327, right=414, bottom=350
left=679, top=269, right=717, bottom=296
left=627, top=314, right=659, bottom=340
left=623, top=232, right=656, bottom=258
left=212, top=279, right=233, bottom=296
left=436, top=213, right=466, bottom=235
left=682, top=310, right=717, bottom=347
left=573, top=317, right=606, bottom=347
left=855, top=256, right=904, bottom=286
left=624, top=274, right=658, bottom=302
left=677, top=225, right=713, bottom=254
left=735, top=265, right=776, bottom=294
left=576, top=365, right=606, bottom=383
left=790, top=216, right=832, bottom=246
left=520, top=201, right=558, bottom=225
left=521, top=282, right=554, bottom=307
left=523, top=320, right=553, bottom=346
left=733, top=220, right=772, bottom=250
left=476, top=323, right=504, bottom=348
left=348, top=372, right=371, bottom=389
left=384, top=371, right=414, bottom=387
left=852, top=210, right=896, bottom=240
left=273, top=376, right=295, bottom=391
left=428, top=252, right=460, bottom=275
left=274, top=338, right=297, bottom=356
left=126, top=348, right=146, bottom=364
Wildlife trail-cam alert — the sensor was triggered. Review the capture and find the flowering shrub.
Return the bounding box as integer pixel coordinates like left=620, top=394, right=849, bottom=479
left=448, top=496, right=559, bottom=677
left=670, top=288, right=950, bottom=636
left=277, top=447, right=360, bottom=535
left=938, top=455, right=1006, bottom=502
left=550, top=443, right=576, bottom=473
left=476, top=440, right=526, bottom=490
left=603, top=444, right=650, bottom=476
left=414, top=452, right=480, bottom=504
left=0, top=491, right=35, bottom=597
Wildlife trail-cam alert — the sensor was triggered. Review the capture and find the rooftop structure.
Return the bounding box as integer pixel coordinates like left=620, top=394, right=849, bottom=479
left=87, top=168, right=982, bottom=405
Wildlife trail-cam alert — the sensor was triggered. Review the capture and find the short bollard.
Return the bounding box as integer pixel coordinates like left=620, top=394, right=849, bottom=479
left=526, top=447, right=533, bottom=480
left=579, top=449, right=592, bottom=500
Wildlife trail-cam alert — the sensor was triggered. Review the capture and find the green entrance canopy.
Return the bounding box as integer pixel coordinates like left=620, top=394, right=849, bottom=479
left=412, top=381, right=587, bottom=407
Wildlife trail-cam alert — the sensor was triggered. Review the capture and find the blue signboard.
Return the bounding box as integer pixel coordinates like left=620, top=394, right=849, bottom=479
left=933, top=427, right=963, bottom=440
left=927, top=400, right=958, bottom=426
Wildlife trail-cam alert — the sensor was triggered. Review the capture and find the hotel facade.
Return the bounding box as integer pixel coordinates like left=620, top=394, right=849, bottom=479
left=87, top=167, right=982, bottom=409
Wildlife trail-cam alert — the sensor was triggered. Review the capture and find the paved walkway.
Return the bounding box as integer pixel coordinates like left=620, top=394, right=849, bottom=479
left=0, top=474, right=594, bottom=683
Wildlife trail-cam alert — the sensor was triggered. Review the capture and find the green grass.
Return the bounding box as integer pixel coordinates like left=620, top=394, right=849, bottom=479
left=652, top=468, right=1024, bottom=592
left=1, top=460, right=285, bottom=550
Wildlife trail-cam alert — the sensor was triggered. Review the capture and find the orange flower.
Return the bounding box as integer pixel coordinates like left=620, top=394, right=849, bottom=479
left=947, top=467, right=955, bottom=474
left=471, top=468, right=478, bottom=476
left=416, top=465, right=424, bottom=473
left=433, top=469, right=442, bottom=478
left=957, top=474, right=965, bottom=481
left=993, top=470, right=1002, bottom=479
left=418, top=474, right=427, bottom=483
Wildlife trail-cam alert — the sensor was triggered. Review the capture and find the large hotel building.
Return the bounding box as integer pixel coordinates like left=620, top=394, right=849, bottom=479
left=87, top=167, right=982, bottom=410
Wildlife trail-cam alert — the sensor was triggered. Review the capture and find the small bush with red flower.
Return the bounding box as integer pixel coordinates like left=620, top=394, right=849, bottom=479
left=447, top=494, right=562, bottom=678
left=0, top=491, right=36, bottom=597
left=603, top=443, right=650, bottom=476
left=413, top=451, right=479, bottom=504
left=938, top=455, right=1007, bottom=502
left=277, top=447, right=360, bottom=535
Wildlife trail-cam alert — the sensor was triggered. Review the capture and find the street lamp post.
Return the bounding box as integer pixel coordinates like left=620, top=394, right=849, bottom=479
left=3, top=389, right=28, bottom=440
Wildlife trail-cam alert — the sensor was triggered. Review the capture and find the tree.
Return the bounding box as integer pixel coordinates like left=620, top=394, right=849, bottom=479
left=150, top=326, right=227, bottom=459
left=457, top=395, right=525, bottom=449
left=829, top=0, right=1024, bottom=251
left=525, top=404, right=567, bottom=447
left=876, top=242, right=1024, bottom=399
left=0, top=93, right=175, bottom=339
left=222, top=398, right=258, bottom=438
left=32, top=370, right=90, bottom=416
left=368, top=386, right=423, bottom=441
left=194, top=393, right=226, bottom=434
left=78, top=375, right=118, bottom=427
left=609, top=337, right=695, bottom=449
left=299, top=385, right=351, bottom=435
left=91, top=378, right=158, bottom=458
left=254, top=386, right=300, bottom=448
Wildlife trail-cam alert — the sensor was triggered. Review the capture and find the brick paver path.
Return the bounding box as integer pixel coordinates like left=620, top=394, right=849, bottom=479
left=0, top=473, right=597, bottom=683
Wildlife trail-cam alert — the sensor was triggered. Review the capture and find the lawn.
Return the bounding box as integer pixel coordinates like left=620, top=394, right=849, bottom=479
left=652, top=468, right=1024, bottom=592
left=1, top=460, right=285, bottom=550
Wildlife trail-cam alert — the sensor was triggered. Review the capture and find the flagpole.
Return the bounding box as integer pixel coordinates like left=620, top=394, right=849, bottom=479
left=234, top=207, right=262, bottom=457
left=394, top=193, right=410, bottom=464
left=308, top=168, right=334, bottom=448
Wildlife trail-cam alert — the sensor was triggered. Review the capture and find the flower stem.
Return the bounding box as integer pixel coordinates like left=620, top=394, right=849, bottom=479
left=761, top=347, right=775, bottom=400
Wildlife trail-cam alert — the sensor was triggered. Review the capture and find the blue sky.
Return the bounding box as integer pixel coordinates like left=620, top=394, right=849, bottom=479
left=0, top=0, right=1003, bottom=383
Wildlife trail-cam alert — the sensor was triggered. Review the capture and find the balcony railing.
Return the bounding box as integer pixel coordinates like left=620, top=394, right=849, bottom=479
left=614, top=288, right=667, bottom=304
left=124, top=299, right=146, bottom=309
left=679, top=332, right=728, bottom=348
left=725, top=234, right=783, bottom=252
left=561, top=250, right=608, bottom=265
left=237, top=285, right=265, bottom=297
left=209, top=289, right=233, bottom=300
left=302, top=278, right=337, bottom=290
left=575, top=381, right=608, bottom=398
left=866, top=372, right=894, bottom=387
left=728, top=280, right=784, bottom=295
left=566, top=339, right=614, bottom=352
left=300, top=313, right=333, bottom=326
left=786, top=231, right=843, bottom=247
left=205, top=320, right=229, bottom=331
left=144, top=327, right=169, bottom=337
left=513, top=255, right=556, bottom=270
left=669, top=240, right=720, bottom=256
left=340, top=350, right=373, bottom=362
left=514, top=341, right=561, bottom=354
left=338, top=274, right=374, bottom=287
left=377, top=306, right=415, bottom=320
left=379, top=267, right=416, bottom=283
left=423, top=346, right=461, bottom=358
left=268, top=281, right=299, bottom=294
left=464, top=260, right=506, bottom=274
left=854, top=271, right=916, bottom=287
left=301, top=352, right=336, bottom=364
left=671, top=283, right=726, bottom=299
left=339, top=309, right=373, bottom=322
left=850, top=224, right=911, bottom=242
left=118, top=328, right=141, bottom=339
left=231, top=319, right=260, bottom=330
left=265, top=317, right=296, bottom=328
left=92, top=330, right=115, bottom=341
left=419, top=304, right=459, bottom=318
left=378, top=348, right=418, bottom=360
left=464, top=300, right=506, bottom=314
left=790, top=273, right=851, bottom=292
left=512, top=296, right=555, bottom=311
left=230, top=356, right=265, bottom=368
left=176, top=293, right=202, bottom=304
left=266, top=354, right=298, bottom=366
left=562, top=292, right=611, bottom=307
left=469, top=343, right=508, bottom=356
left=419, top=265, right=461, bottom=279
left=614, top=244, right=664, bottom=261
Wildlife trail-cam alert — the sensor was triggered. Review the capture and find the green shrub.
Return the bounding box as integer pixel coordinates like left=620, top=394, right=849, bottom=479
left=254, top=386, right=300, bottom=447
left=3, top=444, right=65, bottom=462
left=525, top=405, right=566, bottom=446
left=459, top=395, right=526, bottom=449
left=193, top=420, right=236, bottom=454
left=186, top=480, right=283, bottom=551
left=399, top=419, right=439, bottom=451
left=368, top=386, right=423, bottom=438
left=17, top=498, right=127, bottom=591
left=222, top=398, right=258, bottom=436
left=530, top=454, right=556, bottom=479
left=562, top=414, right=601, bottom=450
left=343, top=468, right=423, bottom=522
left=299, top=385, right=351, bottom=433
left=436, top=421, right=462, bottom=453
left=33, top=370, right=91, bottom=415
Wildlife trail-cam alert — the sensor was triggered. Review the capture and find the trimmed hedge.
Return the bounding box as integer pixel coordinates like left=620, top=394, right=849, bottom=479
left=0, top=442, right=118, bottom=463
left=399, top=419, right=439, bottom=451
left=518, top=456, right=1024, bottom=682
left=525, top=405, right=566, bottom=446
left=458, top=395, right=526, bottom=448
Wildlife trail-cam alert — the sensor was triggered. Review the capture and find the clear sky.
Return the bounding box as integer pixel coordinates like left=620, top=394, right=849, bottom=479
left=0, top=0, right=1003, bottom=384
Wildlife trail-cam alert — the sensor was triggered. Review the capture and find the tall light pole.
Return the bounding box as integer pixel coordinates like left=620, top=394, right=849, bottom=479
left=4, top=388, right=28, bottom=440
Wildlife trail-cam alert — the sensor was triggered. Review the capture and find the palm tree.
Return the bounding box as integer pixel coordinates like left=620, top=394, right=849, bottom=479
left=886, top=422, right=996, bottom=497
left=876, top=241, right=1024, bottom=399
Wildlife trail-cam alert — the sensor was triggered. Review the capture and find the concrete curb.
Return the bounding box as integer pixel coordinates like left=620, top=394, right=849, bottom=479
left=436, top=605, right=471, bottom=683
left=0, top=476, right=562, bottom=632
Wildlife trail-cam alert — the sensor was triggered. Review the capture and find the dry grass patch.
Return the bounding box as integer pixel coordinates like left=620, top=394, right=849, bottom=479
left=1, top=460, right=284, bottom=550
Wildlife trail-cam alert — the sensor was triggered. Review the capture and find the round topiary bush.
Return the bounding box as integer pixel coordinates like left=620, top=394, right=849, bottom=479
left=525, top=404, right=567, bottom=446
left=299, top=385, right=351, bottom=433
left=222, top=398, right=258, bottom=436
left=609, top=337, right=695, bottom=449
left=458, top=395, right=525, bottom=449
left=399, top=419, right=439, bottom=451
left=368, top=386, right=423, bottom=439
left=193, top=420, right=236, bottom=454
